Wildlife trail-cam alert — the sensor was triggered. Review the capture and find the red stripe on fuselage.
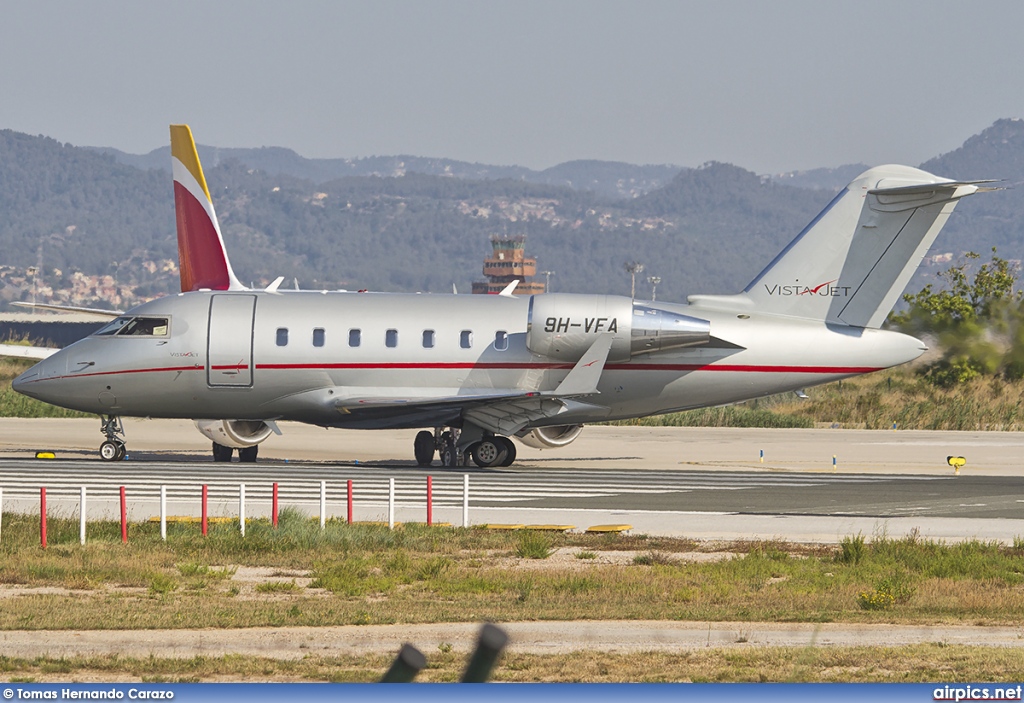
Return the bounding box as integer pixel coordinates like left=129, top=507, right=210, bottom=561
left=23, top=365, right=204, bottom=383
left=255, top=362, right=879, bottom=373
left=26, top=361, right=882, bottom=384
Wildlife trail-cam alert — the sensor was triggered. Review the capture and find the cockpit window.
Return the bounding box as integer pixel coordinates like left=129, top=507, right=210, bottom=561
left=94, top=317, right=134, bottom=336
left=93, top=316, right=169, bottom=337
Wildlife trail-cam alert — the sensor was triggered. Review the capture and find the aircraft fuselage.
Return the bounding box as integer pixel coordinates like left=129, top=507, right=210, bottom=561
left=14, top=289, right=926, bottom=429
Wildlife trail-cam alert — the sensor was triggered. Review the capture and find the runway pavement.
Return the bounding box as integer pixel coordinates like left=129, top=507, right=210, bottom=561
left=1, top=419, right=1023, bottom=543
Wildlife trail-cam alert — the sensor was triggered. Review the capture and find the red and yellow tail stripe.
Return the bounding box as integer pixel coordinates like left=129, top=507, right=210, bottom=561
left=170, top=125, right=244, bottom=292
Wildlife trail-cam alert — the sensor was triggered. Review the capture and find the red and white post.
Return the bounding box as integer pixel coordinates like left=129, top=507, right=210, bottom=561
left=201, top=484, right=208, bottom=537
left=426, top=476, right=433, bottom=526
left=40, top=487, right=47, bottom=549
left=272, top=482, right=279, bottom=529
left=119, top=486, right=127, bottom=544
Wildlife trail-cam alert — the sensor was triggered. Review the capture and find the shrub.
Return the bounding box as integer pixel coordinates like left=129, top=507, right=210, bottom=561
left=838, top=534, right=866, bottom=565
left=516, top=531, right=552, bottom=559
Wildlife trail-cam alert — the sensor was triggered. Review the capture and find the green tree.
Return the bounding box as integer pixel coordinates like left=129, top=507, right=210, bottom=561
left=890, top=249, right=1023, bottom=386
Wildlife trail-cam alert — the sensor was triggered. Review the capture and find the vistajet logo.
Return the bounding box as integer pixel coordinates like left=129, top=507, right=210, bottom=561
left=764, top=279, right=852, bottom=297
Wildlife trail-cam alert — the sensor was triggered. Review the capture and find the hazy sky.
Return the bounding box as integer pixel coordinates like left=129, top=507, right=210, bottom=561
left=3, top=1, right=1023, bottom=173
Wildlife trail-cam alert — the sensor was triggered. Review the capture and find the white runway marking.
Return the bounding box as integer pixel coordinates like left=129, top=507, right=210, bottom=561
left=0, top=459, right=946, bottom=509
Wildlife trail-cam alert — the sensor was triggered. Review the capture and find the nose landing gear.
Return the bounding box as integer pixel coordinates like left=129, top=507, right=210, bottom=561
left=99, top=415, right=126, bottom=461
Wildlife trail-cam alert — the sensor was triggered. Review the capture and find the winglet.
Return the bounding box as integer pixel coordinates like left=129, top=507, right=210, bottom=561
left=498, top=280, right=520, bottom=297
left=170, top=125, right=245, bottom=292
left=549, top=333, right=613, bottom=397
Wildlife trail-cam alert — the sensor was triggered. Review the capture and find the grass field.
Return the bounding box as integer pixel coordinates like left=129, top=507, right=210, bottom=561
left=1, top=513, right=1023, bottom=681
left=3, top=512, right=1024, bottom=631
left=3, top=645, right=1024, bottom=683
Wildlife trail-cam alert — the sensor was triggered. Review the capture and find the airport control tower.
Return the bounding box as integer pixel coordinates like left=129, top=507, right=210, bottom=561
left=471, top=235, right=547, bottom=295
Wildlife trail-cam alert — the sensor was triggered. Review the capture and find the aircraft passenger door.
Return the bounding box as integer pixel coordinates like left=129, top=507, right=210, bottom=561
left=207, top=294, right=256, bottom=387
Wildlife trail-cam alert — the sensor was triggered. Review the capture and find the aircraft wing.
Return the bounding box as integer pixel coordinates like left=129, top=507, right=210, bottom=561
left=0, top=344, right=60, bottom=360
left=334, top=389, right=608, bottom=436
left=332, top=333, right=615, bottom=435
left=11, top=301, right=123, bottom=317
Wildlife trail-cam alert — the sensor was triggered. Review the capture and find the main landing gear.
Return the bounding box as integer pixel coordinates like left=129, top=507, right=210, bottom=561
left=413, top=427, right=517, bottom=468
left=212, top=442, right=259, bottom=463
left=99, top=415, right=127, bottom=462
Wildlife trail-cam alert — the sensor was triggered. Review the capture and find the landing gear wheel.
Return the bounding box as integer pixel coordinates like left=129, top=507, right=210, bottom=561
left=212, top=442, right=234, bottom=462
left=100, top=440, right=124, bottom=462
left=238, top=445, right=258, bottom=463
left=414, top=430, right=435, bottom=466
left=471, top=439, right=507, bottom=468
left=441, top=446, right=456, bottom=467
left=440, top=430, right=458, bottom=467
left=497, top=436, right=516, bottom=466
left=99, top=415, right=126, bottom=461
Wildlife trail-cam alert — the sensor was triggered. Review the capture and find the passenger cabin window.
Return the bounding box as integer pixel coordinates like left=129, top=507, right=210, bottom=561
left=276, top=328, right=288, bottom=346
left=422, top=330, right=435, bottom=348
left=386, top=329, right=398, bottom=348
left=349, top=329, right=361, bottom=347
left=494, top=330, right=508, bottom=351
left=312, top=328, right=325, bottom=347
left=94, top=316, right=169, bottom=337
left=460, top=330, right=473, bottom=349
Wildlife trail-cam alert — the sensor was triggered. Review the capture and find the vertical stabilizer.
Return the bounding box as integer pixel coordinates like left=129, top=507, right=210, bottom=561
left=170, top=125, right=245, bottom=292
left=688, top=165, right=989, bottom=328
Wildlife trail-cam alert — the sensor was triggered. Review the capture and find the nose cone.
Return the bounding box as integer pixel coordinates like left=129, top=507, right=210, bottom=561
left=11, top=353, right=61, bottom=400
left=11, top=365, right=38, bottom=397
left=11, top=366, right=43, bottom=399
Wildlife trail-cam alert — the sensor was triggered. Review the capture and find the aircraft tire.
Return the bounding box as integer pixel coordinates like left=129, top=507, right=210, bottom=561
left=238, top=445, right=258, bottom=463
left=414, top=431, right=435, bottom=466
left=100, top=441, right=122, bottom=462
left=497, top=437, right=516, bottom=466
left=442, top=446, right=457, bottom=467
left=212, top=442, right=233, bottom=462
left=471, top=439, right=506, bottom=468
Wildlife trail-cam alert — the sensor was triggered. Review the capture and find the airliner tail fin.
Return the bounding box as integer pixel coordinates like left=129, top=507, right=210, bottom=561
left=170, top=124, right=245, bottom=292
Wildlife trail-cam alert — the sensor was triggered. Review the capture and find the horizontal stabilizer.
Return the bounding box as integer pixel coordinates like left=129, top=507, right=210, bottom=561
left=869, top=179, right=1000, bottom=196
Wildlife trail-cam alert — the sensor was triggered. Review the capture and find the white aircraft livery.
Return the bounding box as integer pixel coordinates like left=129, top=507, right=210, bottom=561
left=11, top=126, right=993, bottom=466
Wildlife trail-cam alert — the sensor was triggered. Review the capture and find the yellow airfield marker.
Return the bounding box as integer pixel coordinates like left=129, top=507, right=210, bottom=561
left=947, top=456, right=966, bottom=476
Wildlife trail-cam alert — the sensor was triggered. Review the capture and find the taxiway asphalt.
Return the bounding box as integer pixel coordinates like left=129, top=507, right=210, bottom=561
left=1, top=419, right=1023, bottom=543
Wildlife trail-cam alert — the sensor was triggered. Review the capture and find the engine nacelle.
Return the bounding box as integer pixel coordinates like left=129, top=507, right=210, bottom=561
left=528, top=294, right=633, bottom=362
left=516, top=424, right=584, bottom=449
left=194, top=420, right=274, bottom=449
left=527, top=293, right=711, bottom=362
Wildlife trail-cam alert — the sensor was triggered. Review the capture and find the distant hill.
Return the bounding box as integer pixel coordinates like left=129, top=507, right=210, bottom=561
left=917, top=118, right=1024, bottom=269
left=2, top=120, right=1023, bottom=312
left=90, top=145, right=681, bottom=200
left=769, top=164, right=870, bottom=191
left=0, top=129, right=176, bottom=283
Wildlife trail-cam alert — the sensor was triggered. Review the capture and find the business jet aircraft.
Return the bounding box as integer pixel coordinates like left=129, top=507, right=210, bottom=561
left=11, top=125, right=992, bottom=466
